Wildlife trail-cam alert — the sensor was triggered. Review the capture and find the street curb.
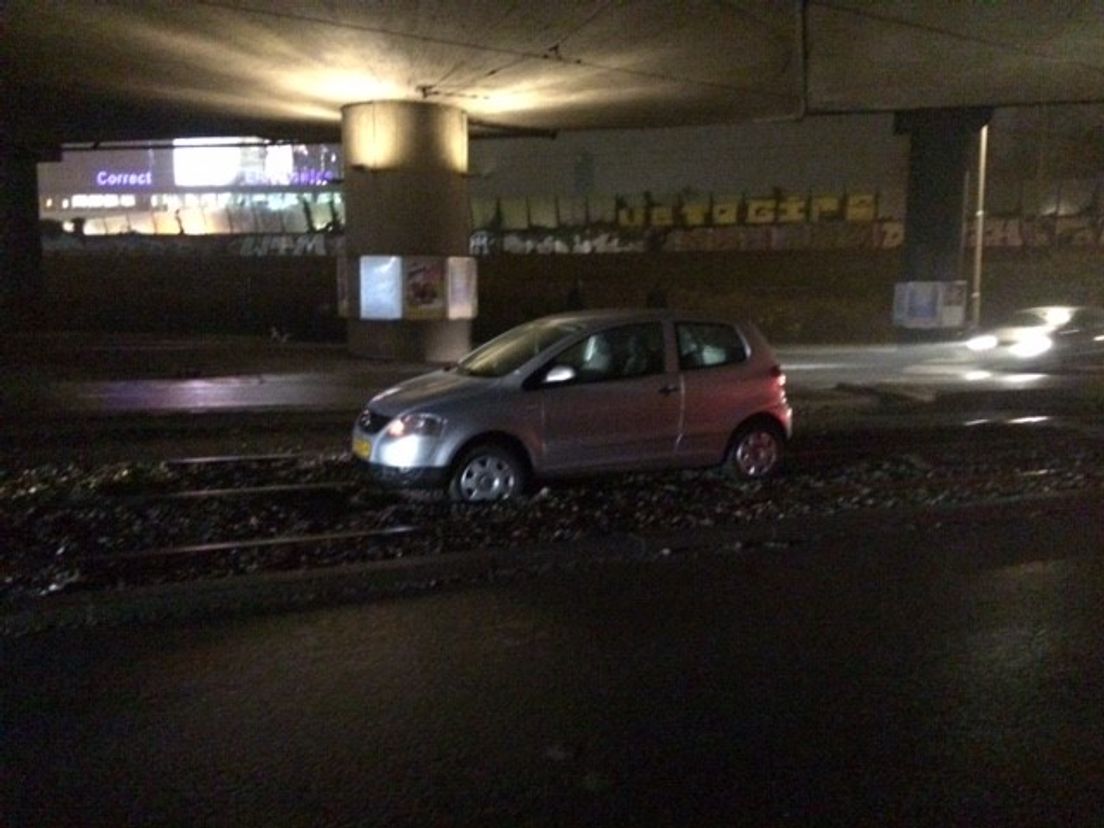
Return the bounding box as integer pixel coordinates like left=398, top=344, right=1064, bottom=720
left=3, top=488, right=1098, bottom=636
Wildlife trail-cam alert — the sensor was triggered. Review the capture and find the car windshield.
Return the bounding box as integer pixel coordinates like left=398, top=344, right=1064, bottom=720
left=456, top=319, right=583, bottom=378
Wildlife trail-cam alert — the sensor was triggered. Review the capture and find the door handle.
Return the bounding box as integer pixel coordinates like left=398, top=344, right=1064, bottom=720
left=658, top=384, right=679, bottom=395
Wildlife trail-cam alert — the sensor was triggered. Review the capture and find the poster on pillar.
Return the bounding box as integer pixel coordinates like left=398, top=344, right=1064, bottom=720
left=403, top=257, right=447, bottom=320
left=357, top=256, right=404, bottom=320
left=892, top=281, right=967, bottom=329
left=351, top=255, right=476, bottom=320
left=447, top=257, right=478, bottom=320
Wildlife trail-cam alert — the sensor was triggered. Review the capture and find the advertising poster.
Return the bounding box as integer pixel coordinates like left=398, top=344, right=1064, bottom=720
left=358, top=255, right=403, bottom=320
left=893, top=281, right=967, bottom=329
left=403, top=257, right=446, bottom=320
left=447, top=257, right=478, bottom=319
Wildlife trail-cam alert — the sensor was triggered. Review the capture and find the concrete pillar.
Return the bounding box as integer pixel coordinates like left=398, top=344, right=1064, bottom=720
left=0, top=142, right=46, bottom=328
left=894, top=108, right=991, bottom=284
left=340, top=101, right=474, bottom=362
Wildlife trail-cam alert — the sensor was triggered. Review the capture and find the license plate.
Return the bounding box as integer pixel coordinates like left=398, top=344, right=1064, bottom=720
left=352, top=436, right=372, bottom=460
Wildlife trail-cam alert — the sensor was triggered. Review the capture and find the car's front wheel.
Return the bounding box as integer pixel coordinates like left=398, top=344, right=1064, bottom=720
left=448, top=443, right=528, bottom=503
left=724, top=420, right=784, bottom=479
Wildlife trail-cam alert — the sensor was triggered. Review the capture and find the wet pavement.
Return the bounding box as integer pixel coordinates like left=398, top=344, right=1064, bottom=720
left=0, top=333, right=426, bottom=416
left=3, top=491, right=1103, bottom=826
left=4, top=332, right=1102, bottom=420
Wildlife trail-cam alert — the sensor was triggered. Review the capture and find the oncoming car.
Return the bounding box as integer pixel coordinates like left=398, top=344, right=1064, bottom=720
left=352, top=309, right=793, bottom=502
left=965, top=305, right=1104, bottom=367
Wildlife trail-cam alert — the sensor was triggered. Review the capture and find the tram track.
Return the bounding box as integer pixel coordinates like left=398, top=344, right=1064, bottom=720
left=4, top=423, right=1104, bottom=599
left=81, top=525, right=421, bottom=563
left=53, top=415, right=1094, bottom=496
left=108, top=480, right=360, bottom=504
left=52, top=451, right=1104, bottom=586
left=47, top=464, right=1104, bottom=598
left=163, top=451, right=309, bottom=466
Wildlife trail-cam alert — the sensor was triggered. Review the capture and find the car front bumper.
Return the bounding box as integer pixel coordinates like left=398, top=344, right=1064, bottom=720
left=352, top=426, right=449, bottom=489
left=362, top=462, right=449, bottom=489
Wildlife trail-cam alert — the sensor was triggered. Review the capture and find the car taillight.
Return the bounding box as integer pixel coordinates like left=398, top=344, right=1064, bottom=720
left=770, top=364, right=786, bottom=386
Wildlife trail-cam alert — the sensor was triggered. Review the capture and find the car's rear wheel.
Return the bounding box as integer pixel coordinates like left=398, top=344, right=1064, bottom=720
left=724, top=420, right=784, bottom=479
left=448, top=443, right=527, bottom=503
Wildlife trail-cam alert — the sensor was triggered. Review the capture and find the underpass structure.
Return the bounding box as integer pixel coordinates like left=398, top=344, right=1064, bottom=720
left=5, top=2, right=1104, bottom=356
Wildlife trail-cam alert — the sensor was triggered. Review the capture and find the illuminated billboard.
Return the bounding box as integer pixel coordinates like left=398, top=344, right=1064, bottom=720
left=172, top=138, right=340, bottom=188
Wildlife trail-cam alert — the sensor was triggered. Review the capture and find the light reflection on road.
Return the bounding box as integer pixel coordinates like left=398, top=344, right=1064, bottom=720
left=19, top=343, right=1104, bottom=415
left=779, top=342, right=1099, bottom=392
left=53, top=371, right=416, bottom=413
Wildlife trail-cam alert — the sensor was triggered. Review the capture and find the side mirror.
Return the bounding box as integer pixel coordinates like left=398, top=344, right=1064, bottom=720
left=543, top=365, right=576, bottom=385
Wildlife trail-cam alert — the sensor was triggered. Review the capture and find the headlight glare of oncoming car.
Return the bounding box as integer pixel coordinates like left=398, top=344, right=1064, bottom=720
left=385, top=413, right=445, bottom=439
left=1009, top=333, right=1053, bottom=359
left=966, top=334, right=998, bottom=352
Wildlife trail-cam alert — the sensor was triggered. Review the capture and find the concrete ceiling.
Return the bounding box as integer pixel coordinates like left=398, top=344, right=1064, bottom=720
left=4, top=0, right=1104, bottom=147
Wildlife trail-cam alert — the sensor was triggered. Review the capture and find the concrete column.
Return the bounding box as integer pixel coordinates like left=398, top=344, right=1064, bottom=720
left=894, top=108, right=991, bottom=284
left=341, top=101, right=473, bottom=361
left=0, top=142, right=46, bottom=328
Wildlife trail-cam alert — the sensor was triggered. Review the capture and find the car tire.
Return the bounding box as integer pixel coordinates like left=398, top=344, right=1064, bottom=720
left=448, top=443, right=528, bottom=503
left=724, top=420, right=784, bottom=479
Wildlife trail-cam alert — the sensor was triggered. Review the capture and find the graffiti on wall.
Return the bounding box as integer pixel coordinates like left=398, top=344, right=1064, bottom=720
left=39, top=218, right=1104, bottom=257
left=475, top=223, right=904, bottom=254
left=611, top=194, right=880, bottom=229
left=967, top=217, right=1104, bottom=248
left=662, top=222, right=904, bottom=252
left=476, top=191, right=886, bottom=232
left=470, top=230, right=647, bottom=255
left=472, top=216, right=1104, bottom=254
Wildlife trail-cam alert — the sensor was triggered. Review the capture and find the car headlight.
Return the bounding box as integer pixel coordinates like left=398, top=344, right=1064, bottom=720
left=966, top=334, right=998, bottom=351
left=1009, top=333, right=1053, bottom=359
left=385, top=413, right=444, bottom=438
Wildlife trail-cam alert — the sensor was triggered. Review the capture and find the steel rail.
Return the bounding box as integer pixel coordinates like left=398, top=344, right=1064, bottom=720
left=79, top=525, right=419, bottom=563
left=788, top=432, right=1080, bottom=460
left=87, top=468, right=1104, bottom=562
left=164, top=452, right=319, bottom=466
left=115, top=481, right=361, bottom=503
left=756, top=464, right=1103, bottom=506
left=786, top=441, right=1101, bottom=476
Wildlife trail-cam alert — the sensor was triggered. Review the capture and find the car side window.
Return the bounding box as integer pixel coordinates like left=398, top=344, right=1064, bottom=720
left=548, top=323, right=666, bottom=385
left=676, top=323, right=748, bottom=370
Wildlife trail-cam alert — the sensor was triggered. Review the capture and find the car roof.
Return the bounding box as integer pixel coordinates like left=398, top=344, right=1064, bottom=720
left=532, top=307, right=755, bottom=333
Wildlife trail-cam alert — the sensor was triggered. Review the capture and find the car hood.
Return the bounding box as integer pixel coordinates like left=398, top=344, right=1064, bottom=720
left=368, top=369, right=498, bottom=414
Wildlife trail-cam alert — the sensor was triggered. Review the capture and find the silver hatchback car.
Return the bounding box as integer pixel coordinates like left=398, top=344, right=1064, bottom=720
left=352, top=309, right=792, bottom=501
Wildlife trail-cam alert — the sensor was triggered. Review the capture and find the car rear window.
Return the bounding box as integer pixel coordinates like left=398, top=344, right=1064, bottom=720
left=676, top=323, right=748, bottom=370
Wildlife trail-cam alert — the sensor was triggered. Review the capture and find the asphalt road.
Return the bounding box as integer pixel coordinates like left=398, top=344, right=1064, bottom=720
left=4, top=490, right=1103, bottom=826
left=781, top=341, right=1102, bottom=391
left=5, top=336, right=1101, bottom=418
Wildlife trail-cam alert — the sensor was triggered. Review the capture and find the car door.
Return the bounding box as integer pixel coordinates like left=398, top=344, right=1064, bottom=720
left=675, top=321, right=762, bottom=463
left=533, top=322, right=681, bottom=473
